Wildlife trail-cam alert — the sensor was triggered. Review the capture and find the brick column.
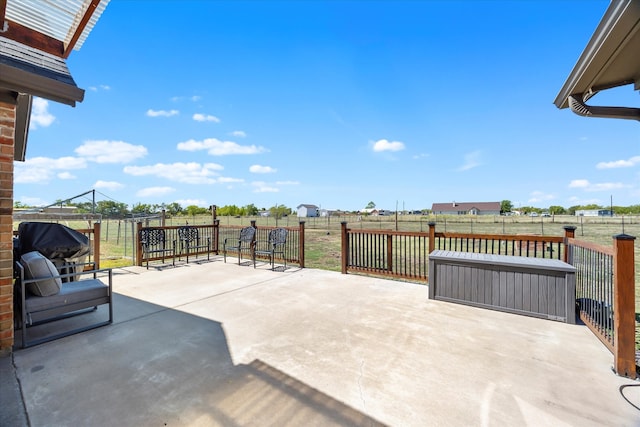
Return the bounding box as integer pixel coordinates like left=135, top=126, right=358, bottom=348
left=0, top=97, right=16, bottom=354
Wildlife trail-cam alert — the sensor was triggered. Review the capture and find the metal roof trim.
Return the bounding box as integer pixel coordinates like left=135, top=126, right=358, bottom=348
left=554, top=0, right=640, bottom=110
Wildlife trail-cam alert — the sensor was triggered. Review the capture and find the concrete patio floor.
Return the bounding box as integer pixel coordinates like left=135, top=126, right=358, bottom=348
left=2, top=256, right=639, bottom=426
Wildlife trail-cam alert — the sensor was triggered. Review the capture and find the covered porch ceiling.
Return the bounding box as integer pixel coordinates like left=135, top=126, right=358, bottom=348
left=554, top=0, right=640, bottom=121
left=0, top=0, right=110, bottom=160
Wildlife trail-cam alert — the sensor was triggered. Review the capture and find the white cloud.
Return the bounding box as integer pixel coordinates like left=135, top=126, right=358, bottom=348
left=568, top=179, right=625, bottom=191
left=568, top=179, right=589, bottom=189
left=57, top=172, right=76, bottom=180
left=88, top=84, right=111, bottom=91
left=372, top=139, right=405, bottom=152
left=170, top=95, right=202, bottom=102
left=15, top=156, right=87, bottom=183
left=527, top=191, right=555, bottom=203
left=75, top=140, right=148, bottom=163
left=596, top=156, right=640, bottom=169
left=136, top=187, right=176, bottom=197
left=412, top=153, right=429, bottom=159
left=249, top=164, right=277, bottom=174
left=193, top=113, right=220, bottom=123
left=146, top=109, right=179, bottom=117
left=568, top=196, right=602, bottom=205
left=19, top=197, right=49, bottom=207
left=218, top=176, right=244, bottom=183
left=457, top=150, right=481, bottom=171
left=29, top=98, right=55, bottom=129
left=123, top=162, right=224, bottom=184
left=94, top=180, right=124, bottom=191
left=177, top=138, right=267, bottom=155
left=252, top=181, right=279, bottom=193
left=230, top=130, right=247, bottom=138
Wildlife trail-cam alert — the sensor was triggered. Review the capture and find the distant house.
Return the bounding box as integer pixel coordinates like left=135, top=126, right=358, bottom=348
left=575, top=209, right=613, bottom=217
left=297, top=204, right=319, bottom=217
left=431, top=201, right=501, bottom=216
left=319, top=209, right=339, bottom=217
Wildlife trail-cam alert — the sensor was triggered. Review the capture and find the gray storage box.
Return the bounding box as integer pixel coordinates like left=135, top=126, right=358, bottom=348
left=428, top=250, right=576, bottom=323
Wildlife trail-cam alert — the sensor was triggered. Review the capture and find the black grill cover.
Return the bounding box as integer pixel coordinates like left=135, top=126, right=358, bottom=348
left=17, top=222, right=90, bottom=261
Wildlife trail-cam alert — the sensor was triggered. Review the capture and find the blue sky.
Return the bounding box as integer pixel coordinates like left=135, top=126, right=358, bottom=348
left=15, top=0, right=640, bottom=212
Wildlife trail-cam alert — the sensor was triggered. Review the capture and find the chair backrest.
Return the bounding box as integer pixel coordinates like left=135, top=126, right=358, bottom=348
left=178, top=226, right=199, bottom=243
left=269, top=228, right=288, bottom=245
left=239, top=227, right=256, bottom=242
left=140, top=228, right=166, bottom=247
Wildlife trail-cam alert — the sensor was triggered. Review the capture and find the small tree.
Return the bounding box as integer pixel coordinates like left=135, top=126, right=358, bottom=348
left=245, top=203, right=259, bottom=216
left=548, top=205, right=566, bottom=215
left=185, top=205, right=209, bottom=216
left=269, top=204, right=291, bottom=219
left=500, top=200, right=513, bottom=214
left=131, top=203, right=153, bottom=215
left=365, top=201, right=376, bottom=209
left=165, top=202, right=183, bottom=216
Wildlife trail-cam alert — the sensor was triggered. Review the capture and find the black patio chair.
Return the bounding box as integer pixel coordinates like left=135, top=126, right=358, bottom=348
left=223, top=227, right=256, bottom=265
left=139, top=228, right=176, bottom=269
left=178, top=226, right=210, bottom=263
left=254, top=228, right=289, bottom=270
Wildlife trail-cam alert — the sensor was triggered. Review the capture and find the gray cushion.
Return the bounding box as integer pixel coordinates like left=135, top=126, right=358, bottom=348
left=25, top=279, right=108, bottom=312
left=20, top=251, right=62, bottom=296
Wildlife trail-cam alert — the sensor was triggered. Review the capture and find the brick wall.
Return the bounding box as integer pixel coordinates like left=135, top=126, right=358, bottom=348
left=0, top=98, right=16, bottom=354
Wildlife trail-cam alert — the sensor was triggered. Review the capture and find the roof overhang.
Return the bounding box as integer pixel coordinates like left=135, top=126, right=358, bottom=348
left=554, top=0, right=640, bottom=121
left=0, top=37, right=85, bottom=106
left=0, top=0, right=109, bottom=161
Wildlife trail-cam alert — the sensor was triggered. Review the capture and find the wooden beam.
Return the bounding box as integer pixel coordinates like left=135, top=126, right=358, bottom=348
left=2, top=19, right=64, bottom=57
left=63, top=0, right=102, bottom=58
left=0, top=0, right=7, bottom=25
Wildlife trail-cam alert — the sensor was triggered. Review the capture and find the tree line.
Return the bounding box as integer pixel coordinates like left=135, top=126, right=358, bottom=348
left=14, top=199, right=640, bottom=219
left=13, top=200, right=293, bottom=219
left=500, top=200, right=640, bottom=216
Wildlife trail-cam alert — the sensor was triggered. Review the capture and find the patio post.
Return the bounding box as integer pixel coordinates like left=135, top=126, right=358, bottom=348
left=387, top=233, right=393, bottom=272
left=428, top=222, right=436, bottom=253
left=612, top=233, right=636, bottom=379
left=213, top=219, right=220, bottom=255
left=341, top=222, right=348, bottom=274
left=93, top=222, right=101, bottom=269
left=135, top=222, right=143, bottom=267
left=563, top=226, right=577, bottom=263
left=298, top=221, right=305, bottom=268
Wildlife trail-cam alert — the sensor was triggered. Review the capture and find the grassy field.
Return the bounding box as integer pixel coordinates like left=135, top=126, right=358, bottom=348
left=14, top=213, right=640, bottom=352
